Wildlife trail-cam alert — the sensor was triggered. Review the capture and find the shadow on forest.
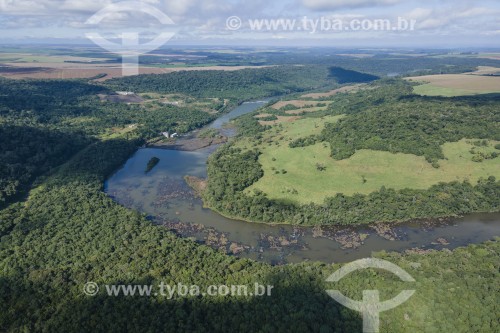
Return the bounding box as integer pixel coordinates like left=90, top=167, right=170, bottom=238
left=0, top=124, right=93, bottom=210
left=0, top=270, right=362, bottom=333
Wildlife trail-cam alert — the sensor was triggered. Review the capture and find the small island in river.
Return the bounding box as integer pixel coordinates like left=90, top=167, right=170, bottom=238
left=145, top=157, right=160, bottom=173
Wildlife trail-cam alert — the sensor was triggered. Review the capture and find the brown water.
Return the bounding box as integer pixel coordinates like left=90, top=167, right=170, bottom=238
left=104, top=101, right=500, bottom=264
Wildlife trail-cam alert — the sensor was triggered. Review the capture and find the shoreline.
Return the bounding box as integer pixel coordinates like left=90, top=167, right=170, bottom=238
left=105, top=97, right=500, bottom=263
left=149, top=135, right=228, bottom=151
left=183, top=176, right=500, bottom=228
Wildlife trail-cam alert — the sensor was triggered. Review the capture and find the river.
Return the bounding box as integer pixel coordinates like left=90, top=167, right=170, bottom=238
left=105, top=100, right=500, bottom=264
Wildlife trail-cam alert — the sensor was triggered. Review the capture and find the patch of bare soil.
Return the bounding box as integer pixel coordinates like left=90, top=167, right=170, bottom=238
left=184, top=176, right=207, bottom=197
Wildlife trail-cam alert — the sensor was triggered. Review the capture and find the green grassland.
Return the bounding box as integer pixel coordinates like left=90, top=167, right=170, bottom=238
left=412, top=84, right=479, bottom=97
left=236, top=116, right=500, bottom=204
left=412, top=83, right=500, bottom=97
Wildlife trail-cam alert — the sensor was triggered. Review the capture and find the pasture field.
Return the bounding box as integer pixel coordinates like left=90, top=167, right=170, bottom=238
left=270, top=99, right=332, bottom=109
left=301, top=84, right=364, bottom=99
left=406, top=72, right=500, bottom=96
left=235, top=116, right=500, bottom=204
left=411, top=85, right=473, bottom=97
left=284, top=106, right=329, bottom=114
left=258, top=115, right=302, bottom=125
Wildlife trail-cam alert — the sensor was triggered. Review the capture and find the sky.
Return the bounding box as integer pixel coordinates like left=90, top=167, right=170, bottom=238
left=0, top=0, right=499, bottom=48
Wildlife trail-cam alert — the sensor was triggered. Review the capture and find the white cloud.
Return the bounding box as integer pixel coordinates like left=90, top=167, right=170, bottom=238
left=60, top=0, right=114, bottom=13
left=1, top=0, right=499, bottom=44
left=455, top=7, right=492, bottom=18
left=405, top=6, right=500, bottom=31
left=302, top=0, right=400, bottom=11
left=0, top=0, right=55, bottom=14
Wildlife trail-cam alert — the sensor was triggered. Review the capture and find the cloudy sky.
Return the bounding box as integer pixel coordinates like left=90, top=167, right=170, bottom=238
left=0, top=0, right=499, bottom=47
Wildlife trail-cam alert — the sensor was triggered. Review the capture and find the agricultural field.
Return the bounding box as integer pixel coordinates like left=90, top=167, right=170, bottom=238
left=477, top=53, right=500, bottom=60
left=0, top=52, right=110, bottom=63
left=236, top=115, right=500, bottom=204
left=407, top=68, right=500, bottom=96
left=0, top=63, right=162, bottom=80
left=0, top=63, right=269, bottom=80
left=0, top=50, right=272, bottom=80
left=469, top=66, right=500, bottom=75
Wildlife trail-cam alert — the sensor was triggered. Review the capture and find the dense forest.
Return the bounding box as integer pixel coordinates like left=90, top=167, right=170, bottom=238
left=0, top=125, right=90, bottom=207
left=0, top=78, right=217, bottom=137
left=321, top=95, right=500, bottom=166
left=104, top=66, right=337, bottom=101
left=0, top=69, right=498, bottom=332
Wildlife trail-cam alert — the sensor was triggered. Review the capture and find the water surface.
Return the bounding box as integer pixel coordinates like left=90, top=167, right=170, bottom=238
left=105, top=101, right=500, bottom=264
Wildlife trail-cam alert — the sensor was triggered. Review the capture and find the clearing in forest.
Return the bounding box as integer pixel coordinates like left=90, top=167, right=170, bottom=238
left=236, top=115, right=500, bottom=204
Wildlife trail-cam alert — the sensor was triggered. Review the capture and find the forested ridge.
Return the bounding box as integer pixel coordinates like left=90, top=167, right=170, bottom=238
left=322, top=95, right=500, bottom=165
left=0, top=71, right=499, bottom=332
left=0, top=77, right=217, bottom=137
left=302, top=80, right=500, bottom=166
left=104, top=65, right=337, bottom=101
